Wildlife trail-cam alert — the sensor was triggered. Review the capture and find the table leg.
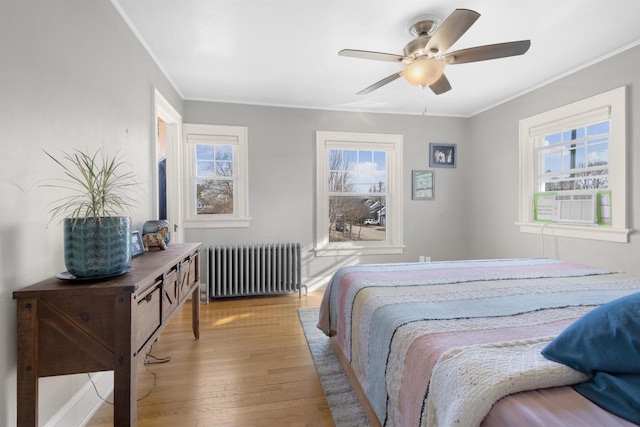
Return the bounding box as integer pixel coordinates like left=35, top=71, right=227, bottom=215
left=16, top=298, right=38, bottom=427
left=191, top=286, right=200, bottom=340
left=113, top=294, right=136, bottom=426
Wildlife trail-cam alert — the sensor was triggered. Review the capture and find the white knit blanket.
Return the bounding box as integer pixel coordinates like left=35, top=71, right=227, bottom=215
left=424, top=338, right=591, bottom=427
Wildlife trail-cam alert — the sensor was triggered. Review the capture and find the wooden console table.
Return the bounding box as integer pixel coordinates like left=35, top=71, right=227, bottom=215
left=13, top=243, right=202, bottom=427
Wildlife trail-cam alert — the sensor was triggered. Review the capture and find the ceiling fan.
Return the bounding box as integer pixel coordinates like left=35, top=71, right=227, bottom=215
left=339, top=9, right=531, bottom=95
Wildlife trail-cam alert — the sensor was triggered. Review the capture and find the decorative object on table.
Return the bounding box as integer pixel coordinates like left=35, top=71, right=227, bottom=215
left=143, top=226, right=169, bottom=251
left=429, top=143, right=456, bottom=168
left=131, top=230, right=144, bottom=257
left=412, top=170, right=435, bottom=200
left=43, top=149, right=139, bottom=279
left=142, top=219, right=171, bottom=245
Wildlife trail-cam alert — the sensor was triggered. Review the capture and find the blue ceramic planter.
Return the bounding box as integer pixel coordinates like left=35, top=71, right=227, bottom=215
left=64, top=217, right=132, bottom=278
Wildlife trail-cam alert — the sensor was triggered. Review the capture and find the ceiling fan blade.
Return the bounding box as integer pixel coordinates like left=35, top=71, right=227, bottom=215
left=443, top=40, right=531, bottom=64
left=425, top=9, right=480, bottom=54
left=429, top=74, right=451, bottom=95
left=357, top=72, right=403, bottom=95
left=339, top=49, right=405, bottom=63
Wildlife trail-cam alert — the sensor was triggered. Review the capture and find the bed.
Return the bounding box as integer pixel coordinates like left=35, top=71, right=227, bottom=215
left=317, top=258, right=640, bottom=427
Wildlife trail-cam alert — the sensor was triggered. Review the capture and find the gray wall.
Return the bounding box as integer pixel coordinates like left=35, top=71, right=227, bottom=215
left=0, top=0, right=182, bottom=425
left=467, top=45, right=640, bottom=274
left=183, top=102, right=470, bottom=287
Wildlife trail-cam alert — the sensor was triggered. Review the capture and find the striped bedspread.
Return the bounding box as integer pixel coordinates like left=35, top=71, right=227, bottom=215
left=317, top=258, right=640, bottom=427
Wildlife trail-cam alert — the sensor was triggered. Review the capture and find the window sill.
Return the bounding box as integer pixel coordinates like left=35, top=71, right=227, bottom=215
left=314, top=244, right=404, bottom=257
left=184, top=217, right=251, bottom=229
left=517, top=222, right=632, bottom=243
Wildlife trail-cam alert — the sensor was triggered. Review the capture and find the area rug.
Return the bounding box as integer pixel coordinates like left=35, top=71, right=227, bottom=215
left=298, top=308, right=370, bottom=427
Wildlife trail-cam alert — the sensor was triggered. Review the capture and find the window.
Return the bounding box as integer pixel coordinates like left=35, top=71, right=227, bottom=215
left=315, top=131, right=403, bottom=256
left=538, top=121, right=609, bottom=192
left=183, top=123, right=250, bottom=228
left=518, top=86, right=630, bottom=242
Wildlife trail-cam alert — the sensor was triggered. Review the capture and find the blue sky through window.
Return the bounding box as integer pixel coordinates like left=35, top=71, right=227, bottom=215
left=329, top=149, right=386, bottom=193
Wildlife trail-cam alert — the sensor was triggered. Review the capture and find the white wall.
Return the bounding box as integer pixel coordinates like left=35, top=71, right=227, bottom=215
left=183, top=101, right=470, bottom=287
left=467, top=45, right=640, bottom=274
left=0, top=0, right=182, bottom=425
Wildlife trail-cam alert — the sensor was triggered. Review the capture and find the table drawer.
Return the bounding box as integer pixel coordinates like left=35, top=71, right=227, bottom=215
left=136, top=283, right=161, bottom=352
left=162, top=269, right=179, bottom=321
left=178, top=259, right=193, bottom=302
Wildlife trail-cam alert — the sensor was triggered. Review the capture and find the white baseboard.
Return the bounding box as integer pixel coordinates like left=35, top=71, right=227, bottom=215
left=302, top=275, right=331, bottom=292
left=45, top=372, right=114, bottom=427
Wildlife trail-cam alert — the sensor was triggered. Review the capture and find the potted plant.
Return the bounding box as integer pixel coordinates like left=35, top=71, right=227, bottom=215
left=44, top=149, right=139, bottom=279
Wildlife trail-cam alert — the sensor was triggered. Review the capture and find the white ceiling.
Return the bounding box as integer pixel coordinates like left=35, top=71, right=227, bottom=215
left=112, top=0, right=640, bottom=117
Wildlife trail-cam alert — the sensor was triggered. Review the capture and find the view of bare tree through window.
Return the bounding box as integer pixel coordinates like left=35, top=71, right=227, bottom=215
left=328, top=149, right=386, bottom=242
left=539, top=121, right=609, bottom=192
left=195, top=144, right=234, bottom=214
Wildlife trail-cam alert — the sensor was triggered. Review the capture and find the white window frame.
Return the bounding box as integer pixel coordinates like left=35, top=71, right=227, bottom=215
left=183, top=123, right=250, bottom=228
left=315, top=130, right=404, bottom=256
left=518, top=86, right=631, bottom=242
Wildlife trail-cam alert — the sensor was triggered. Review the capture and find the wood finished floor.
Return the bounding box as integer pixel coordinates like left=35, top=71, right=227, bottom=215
left=86, top=291, right=333, bottom=426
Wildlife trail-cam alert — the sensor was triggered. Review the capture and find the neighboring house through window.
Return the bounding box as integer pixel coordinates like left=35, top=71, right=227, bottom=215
left=518, top=86, right=630, bottom=242
left=183, top=123, right=250, bottom=228
left=315, top=131, right=404, bottom=256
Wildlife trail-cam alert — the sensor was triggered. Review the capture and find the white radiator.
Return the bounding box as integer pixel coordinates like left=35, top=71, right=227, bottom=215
left=207, top=243, right=306, bottom=298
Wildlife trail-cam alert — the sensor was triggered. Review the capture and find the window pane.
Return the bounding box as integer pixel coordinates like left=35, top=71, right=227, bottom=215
left=574, top=147, right=585, bottom=168
left=587, top=141, right=608, bottom=167
left=196, top=144, right=214, bottom=160
left=587, top=121, right=609, bottom=136
left=216, top=161, right=233, bottom=177
left=544, top=133, right=561, bottom=146
left=354, top=173, right=373, bottom=193
left=329, top=149, right=342, bottom=170
left=344, top=150, right=357, bottom=168
left=196, top=160, right=215, bottom=176
left=359, top=150, right=372, bottom=164
left=329, top=171, right=343, bottom=192
left=374, top=151, right=386, bottom=170
left=329, top=196, right=386, bottom=242
left=540, top=120, right=610, bottom=192
left=562, top=144, right=590, bottom=171
left=542, top=148, right=562, bottom=172
left=196, top=179, right=233, bottom=214
left=215, top=145, right=233, bottom=160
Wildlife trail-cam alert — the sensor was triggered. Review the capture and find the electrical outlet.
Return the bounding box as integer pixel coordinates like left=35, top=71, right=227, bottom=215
left=419, top=256, right=431, bottom=262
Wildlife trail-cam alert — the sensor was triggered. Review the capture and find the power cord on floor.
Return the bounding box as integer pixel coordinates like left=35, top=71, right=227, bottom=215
left=87, top=345, right=171, bottom=405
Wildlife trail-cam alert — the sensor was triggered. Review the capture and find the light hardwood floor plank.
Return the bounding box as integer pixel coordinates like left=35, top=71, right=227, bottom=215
left=86, top=291, right=333, bottom=426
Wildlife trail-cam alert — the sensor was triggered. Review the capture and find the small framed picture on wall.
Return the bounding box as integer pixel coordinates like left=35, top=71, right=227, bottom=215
left=429, top=143, right=456, bottom=168
left=412, top=170, right=435, bottom=200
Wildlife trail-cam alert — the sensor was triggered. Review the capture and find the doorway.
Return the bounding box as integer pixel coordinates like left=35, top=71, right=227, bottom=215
left=154, top=89, right=183, bottom=243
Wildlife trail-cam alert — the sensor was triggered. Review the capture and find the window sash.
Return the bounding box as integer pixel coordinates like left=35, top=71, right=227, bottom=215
left=536, top=120, right=610, bottom=192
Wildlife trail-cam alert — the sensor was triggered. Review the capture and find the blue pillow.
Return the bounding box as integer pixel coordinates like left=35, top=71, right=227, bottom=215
left=541, top=292, right=640, bottom=374
left=575, top=372, right=640, bottom=425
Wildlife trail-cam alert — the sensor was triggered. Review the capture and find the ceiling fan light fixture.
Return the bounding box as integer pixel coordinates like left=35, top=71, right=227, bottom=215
left=403, top=58, right=445, bottom=87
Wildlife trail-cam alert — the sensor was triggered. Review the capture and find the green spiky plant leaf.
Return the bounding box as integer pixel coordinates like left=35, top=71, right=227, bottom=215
left=42, top=149, right=139, bottom=229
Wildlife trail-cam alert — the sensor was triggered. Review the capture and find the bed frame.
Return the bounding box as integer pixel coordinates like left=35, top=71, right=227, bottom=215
left=330, top=337, right=381, bottom=427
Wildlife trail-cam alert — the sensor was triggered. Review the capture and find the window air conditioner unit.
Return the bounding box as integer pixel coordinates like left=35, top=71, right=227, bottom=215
left=555, top=191, right=598, bottom=224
